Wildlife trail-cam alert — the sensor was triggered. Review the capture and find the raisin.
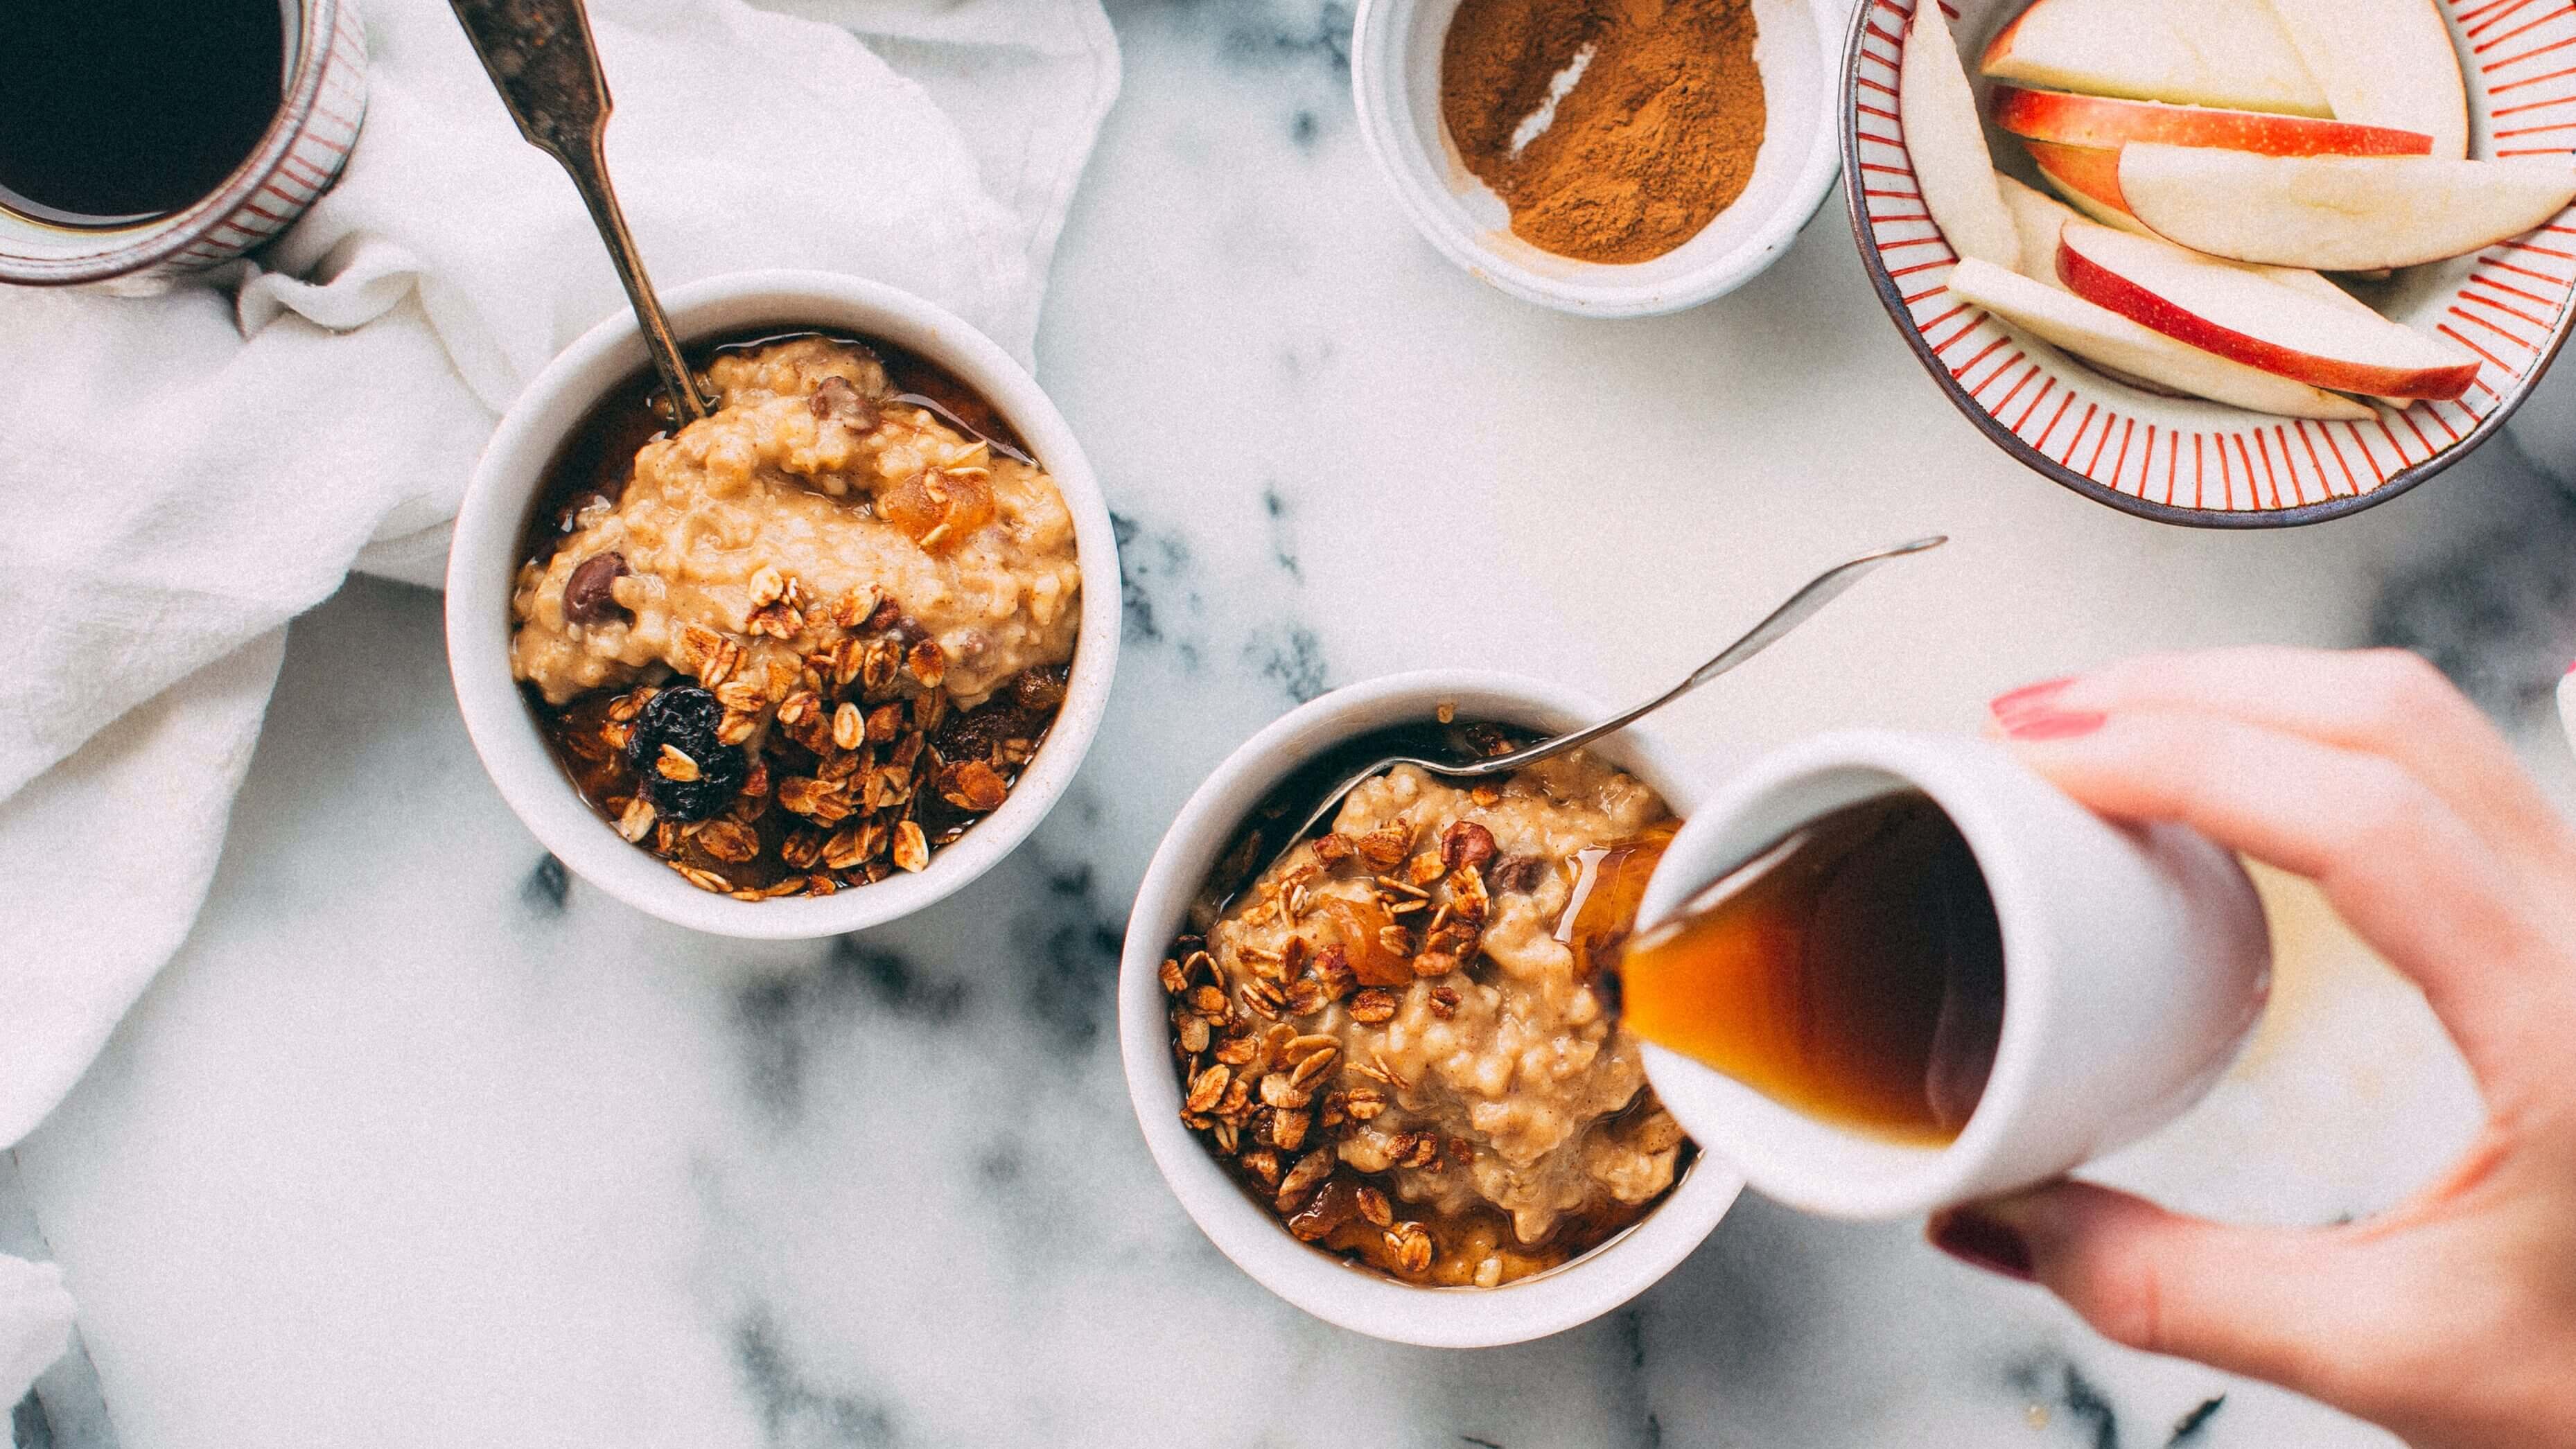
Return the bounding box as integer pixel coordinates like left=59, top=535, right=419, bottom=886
left=624, top=685, right=746, bottom=821
left=1489, top=854, right=1549, bottom=895
left=809, top=374, right=879, bottom=430
left=1012, top=666, right=1069, bottom=712
left=563, top=552, right=631, bottom=626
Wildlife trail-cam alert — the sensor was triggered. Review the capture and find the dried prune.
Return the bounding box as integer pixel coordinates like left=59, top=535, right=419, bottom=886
left=563, top=552, right=631, bottom=626
left=623, top=685, right=746, bottom=820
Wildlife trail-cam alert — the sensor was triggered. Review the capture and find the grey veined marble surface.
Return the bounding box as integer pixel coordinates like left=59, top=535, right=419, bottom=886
left=17, top=1, right=2576, bottom=1445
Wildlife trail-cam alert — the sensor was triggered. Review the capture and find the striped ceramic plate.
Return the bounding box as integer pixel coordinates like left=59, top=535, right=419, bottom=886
left=1843, top=0, right=2576, bottom=525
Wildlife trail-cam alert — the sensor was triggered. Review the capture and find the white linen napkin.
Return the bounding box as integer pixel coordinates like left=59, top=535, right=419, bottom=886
left=0, top=0, right=1119, bottom=1152
left=0, top=1254, right=75, bottom=1412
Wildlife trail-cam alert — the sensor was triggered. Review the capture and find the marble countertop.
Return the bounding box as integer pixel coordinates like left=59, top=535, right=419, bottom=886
left=17, top=1, right=2576, bottom=1444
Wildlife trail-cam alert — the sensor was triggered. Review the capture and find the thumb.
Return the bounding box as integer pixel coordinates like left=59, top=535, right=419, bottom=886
left=1929, top=1180, right=2381, bottom=1399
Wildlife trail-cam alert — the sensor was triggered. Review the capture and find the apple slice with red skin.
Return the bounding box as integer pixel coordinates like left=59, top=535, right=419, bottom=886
left=1994, top=87, right=2430, bottom=159
left=2118, top=146, right=2576, bottom=270
left=2026, top=139, right=2139, bottom=227
left=2056, top=219, right=2476, bottom=399
left=1980, top=0, right=2326, bottom=115
left=1948, top=257, right=2373, bottom=418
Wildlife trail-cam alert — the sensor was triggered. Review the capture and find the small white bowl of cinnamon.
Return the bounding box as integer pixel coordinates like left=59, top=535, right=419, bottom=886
left=1351, top=0, right=1845, bottom=316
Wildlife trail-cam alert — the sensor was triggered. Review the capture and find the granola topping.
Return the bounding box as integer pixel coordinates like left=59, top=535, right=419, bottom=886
left=511, top=333, right=1080, bottom=896
left=1166, top=744, right=1693, bottom=1287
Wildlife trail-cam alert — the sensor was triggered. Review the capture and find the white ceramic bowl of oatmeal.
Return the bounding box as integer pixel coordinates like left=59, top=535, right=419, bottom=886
left=447, top=271, right=1119, bottom=939
left=1119, top=671, right=1744, bottom=1346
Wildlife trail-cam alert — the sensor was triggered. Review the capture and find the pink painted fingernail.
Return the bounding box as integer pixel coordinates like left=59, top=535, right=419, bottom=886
left=1999, top=708, right=2107, bottom=741
left=1990, top=677, right=2076, bottom=719
left=1929, top=1208, right=2035, bottom=1282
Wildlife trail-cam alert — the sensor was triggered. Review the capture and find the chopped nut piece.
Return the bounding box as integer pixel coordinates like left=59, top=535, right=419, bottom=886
left=1311, top=946, right=1357, bottom=1000
left=1158, top=959, right=1189, bottom=996
left=1428, top=985, right=1461, bottom=1018
left=1441, top=820, right=1498, bottom=873
left=1355, top=825, right=1411, bottom=871
left=1347, top=989, right=1398, bottom=1024
left=1342, top=1086, right=1388, bottom=1121
left=1406, top=852, right=1446, bottom=888
left=1311, top=833, right=1356, bottom=868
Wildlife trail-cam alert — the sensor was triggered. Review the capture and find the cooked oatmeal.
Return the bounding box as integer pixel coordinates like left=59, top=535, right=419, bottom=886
left=514, top=335, right=1079, bottom=711
left=509, top=334, right=1081, bottom=898
left=1164, top=741, right=1692, bottom=1286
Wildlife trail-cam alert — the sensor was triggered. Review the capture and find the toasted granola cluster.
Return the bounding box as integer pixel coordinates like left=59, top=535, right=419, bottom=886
left=547, top=579, right=1065, bottom=899
left=1166, top=748, right=1692, bottom=1288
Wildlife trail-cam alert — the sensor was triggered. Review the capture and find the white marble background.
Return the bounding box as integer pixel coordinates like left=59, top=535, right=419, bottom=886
left=17, top=1, right=2576, bottom=1445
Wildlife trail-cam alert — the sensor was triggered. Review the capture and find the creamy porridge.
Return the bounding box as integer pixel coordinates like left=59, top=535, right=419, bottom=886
left=1162, top=732, right=1693, bottom=1286
left=510, top=333, right=1081, bottom=898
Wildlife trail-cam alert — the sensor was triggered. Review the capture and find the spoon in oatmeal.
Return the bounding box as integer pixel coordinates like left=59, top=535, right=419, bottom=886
left=447, top=0, right=713, bottom=423
left=1213, top=536, right=1949, bottom=906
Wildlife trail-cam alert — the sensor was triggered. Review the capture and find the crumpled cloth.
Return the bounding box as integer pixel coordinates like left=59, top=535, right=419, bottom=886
left=0, top=0, right=1119, bottom=1153
left=0, top=1254, right=75, bottom=1412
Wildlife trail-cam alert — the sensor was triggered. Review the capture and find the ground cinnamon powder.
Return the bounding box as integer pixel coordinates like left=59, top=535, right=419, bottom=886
left=1441, top=0, right=1765, bottom=265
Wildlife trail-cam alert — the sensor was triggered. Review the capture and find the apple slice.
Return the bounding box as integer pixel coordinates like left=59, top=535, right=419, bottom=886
left=1902, top=0, right=2020, bottom=270
left=1997, top=174, right=2080, bottom=288
left=2270, top=0, right=2468, bottom=161
left=2056, top=219, right=2478, bottom=398
left=2026, top=139, right=2144, bottom=230
left=2119, top=146, right=2576, bottom=270
left=1992, top=87, right=2430, bottom=157
left=1980, top=0, right=2327, bottom=116
left=1948, top=257, right=2372, bottom=418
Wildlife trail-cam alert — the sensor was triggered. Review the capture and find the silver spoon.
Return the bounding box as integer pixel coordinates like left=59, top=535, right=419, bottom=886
left=448, top=0, right=713, bottom=423
left=1209, top=535, right=1947, bottom=910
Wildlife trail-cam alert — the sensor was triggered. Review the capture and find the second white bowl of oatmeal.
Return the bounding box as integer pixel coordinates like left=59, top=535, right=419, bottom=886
left=1119, top=670, right=1744, bottom=1347
left=446, top=270, right=1120, bottom=940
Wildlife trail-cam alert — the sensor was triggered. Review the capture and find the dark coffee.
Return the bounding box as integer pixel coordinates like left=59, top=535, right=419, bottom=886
left=0, top=0, right=288, bottom=228
left=1611, top=791, right=2007, bottom=1145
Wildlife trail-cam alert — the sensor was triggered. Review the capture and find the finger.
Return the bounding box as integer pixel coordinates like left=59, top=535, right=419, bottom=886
left=1996, top=648, right=2576, bottom=875
left=1929, top=1182, right=2419, bottom=1421
left=2003, top=708, right=2562, bottom=1087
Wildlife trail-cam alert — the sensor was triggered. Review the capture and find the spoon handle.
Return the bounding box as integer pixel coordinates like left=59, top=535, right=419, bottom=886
left=446, top=0, right=710, bottom=423
left=1460, top=535, right=1950, bottom=777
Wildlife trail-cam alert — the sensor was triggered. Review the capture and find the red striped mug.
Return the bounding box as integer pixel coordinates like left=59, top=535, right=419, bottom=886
left=0, top=0, right=367, bottom=292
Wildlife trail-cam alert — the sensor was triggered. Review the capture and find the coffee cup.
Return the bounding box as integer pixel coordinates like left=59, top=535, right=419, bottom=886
left=0, top=0, right=367, bottom=292
left=1633, top=730, right=2271, bottom=1220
